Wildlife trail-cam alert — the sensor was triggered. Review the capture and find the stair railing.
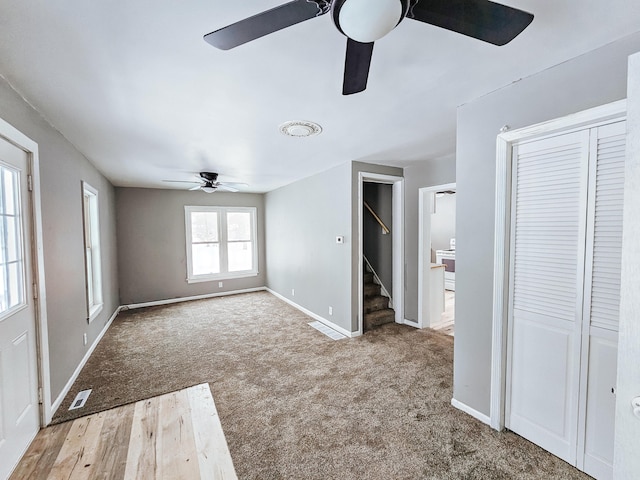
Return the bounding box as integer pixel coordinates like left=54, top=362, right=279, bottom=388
left=364, top=201, right=390, bottom=235
left=363, top=255, right=393, bottom=308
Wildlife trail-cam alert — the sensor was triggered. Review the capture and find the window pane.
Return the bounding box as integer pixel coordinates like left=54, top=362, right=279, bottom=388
left=192, top=243, right=220, bottom=275
left=6, top=216, right=21, bottom=263
left=191, top=212, right=218, bottom=242
left=227, top=212, right=251, bottom=241
left=3, top=168, right=17, bottom=216
left=8, top=261, right=23, bottom=309
left=228, top=241, right=252, bottom=272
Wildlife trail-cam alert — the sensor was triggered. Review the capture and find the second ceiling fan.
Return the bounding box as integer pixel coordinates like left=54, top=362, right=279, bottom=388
left=204, top=0, right=534, bottom=95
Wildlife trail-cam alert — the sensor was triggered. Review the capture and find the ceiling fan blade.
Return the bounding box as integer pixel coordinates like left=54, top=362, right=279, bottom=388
left=407, top=0, right=534, bottom=46
left=163, top=179, right=200, bottom=184
left=217, top=184, right=239, bottom=193
left=204, top=0, right=328, bottom=50
left=216, top=183, right=239, bottom=193
left=342, top=38, right=374, bottom=95
left=189, top=185, right=202, bottom=191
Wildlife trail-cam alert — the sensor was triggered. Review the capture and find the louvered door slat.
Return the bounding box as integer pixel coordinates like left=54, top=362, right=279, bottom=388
left=587, top=125, right=625, bottom=332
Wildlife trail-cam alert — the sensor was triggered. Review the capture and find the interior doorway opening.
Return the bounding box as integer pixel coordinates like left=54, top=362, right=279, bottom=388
left=418, top=183, right=456, bottom=333
left=357, top=172, right=404, bottom=336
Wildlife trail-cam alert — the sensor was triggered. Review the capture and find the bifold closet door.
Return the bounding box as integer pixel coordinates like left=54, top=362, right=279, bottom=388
left=506, top=129, right=590, bottom=464
left=578, top=120, right=626, bottom=479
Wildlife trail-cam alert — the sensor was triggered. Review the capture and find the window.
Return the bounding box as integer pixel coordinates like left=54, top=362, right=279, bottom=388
left=82, top=182, right=102, bottom=321
left=185, top=206, right=258, bottom=283
left=0, top=165, right=25, bottom=316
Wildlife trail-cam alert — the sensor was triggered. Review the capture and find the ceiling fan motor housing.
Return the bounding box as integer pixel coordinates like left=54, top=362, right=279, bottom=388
left=332, top=0, right=410, bottom=42
left=199, top=172, right=219, bottom=182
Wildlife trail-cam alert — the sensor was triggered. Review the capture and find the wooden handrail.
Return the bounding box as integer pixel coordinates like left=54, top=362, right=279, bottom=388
left=364, top=201, right=390, bottom=234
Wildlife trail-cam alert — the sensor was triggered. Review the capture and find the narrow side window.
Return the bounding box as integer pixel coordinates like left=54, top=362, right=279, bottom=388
left=82, top=182, right=102, bottom=321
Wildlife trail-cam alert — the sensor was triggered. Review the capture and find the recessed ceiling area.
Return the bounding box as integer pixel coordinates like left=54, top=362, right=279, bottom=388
left=0, top=1, right=639, bottom=192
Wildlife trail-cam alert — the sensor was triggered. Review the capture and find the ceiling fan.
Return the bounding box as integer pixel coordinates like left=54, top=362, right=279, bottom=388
left=204, top=0, right=534, bottom=95
left=164, top=172, right=247, bottom=193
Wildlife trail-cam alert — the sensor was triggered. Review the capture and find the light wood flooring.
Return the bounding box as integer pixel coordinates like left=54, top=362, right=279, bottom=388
left=435, top=290, right=455, bottom=336
left=10, top=384, right=237, bottom=480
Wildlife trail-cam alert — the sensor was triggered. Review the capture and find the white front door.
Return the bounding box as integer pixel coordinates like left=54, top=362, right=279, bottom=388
left=0, top=136, right=39, bottom=479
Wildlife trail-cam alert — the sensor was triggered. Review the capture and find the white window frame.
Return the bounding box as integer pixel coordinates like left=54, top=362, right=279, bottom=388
left=185, top=206, right=258, bottom=283
left=82, top=182, right=102, bottom=322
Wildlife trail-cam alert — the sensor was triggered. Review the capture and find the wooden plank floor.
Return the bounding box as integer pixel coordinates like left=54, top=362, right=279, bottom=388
left=10, top=384, right=237, bottom=480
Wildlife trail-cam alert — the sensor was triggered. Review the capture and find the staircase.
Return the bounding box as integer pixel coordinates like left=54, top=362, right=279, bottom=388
left=363, top=270, right=395, bottom=331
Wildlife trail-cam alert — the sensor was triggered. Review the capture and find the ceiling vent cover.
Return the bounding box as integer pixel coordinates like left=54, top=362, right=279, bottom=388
left=279, top=120, right=322, bottom=137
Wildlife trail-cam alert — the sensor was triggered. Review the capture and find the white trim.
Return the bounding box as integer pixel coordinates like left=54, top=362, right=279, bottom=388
left=0, top=117, right=51, bottom=425
left=403, top=318, right=420, bottom=328
left=451, top=398, right=491, bottom=426
left=123, top=287, right=267, bottom=310
left=358, top=172, right=404, bottom=334
left=266, top=288, right=357, bottom=338
left=184, top=206, right=259, bottom=283
left=51, top=306, right=122, bottom=415
left=418, top=183, right=456, bottom=329
left=81, top=181, right=103, bottom=323
left=490, top=100, right=627, bottom=432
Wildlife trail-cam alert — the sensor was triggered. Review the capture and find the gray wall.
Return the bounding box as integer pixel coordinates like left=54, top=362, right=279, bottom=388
left=455, top=32, right=640, bottom=416
left=363, top=182, right=393, bottom=293
left=0, top=77, right=119, bottom=401
left=264, top=161, right=402, bottom=334
left=116, top=188, right=265, bottom=305
left=265, top=163, right=352, bottom=331
left=614, top=51, right=640, bottom=478
left=431, top=192, right=456, bottom=261
left=403, top=156, right=456, bottom=322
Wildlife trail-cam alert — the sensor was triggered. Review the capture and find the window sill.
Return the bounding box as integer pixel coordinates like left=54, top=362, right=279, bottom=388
left=88, top=303, right=103, bottom=323
left=186, top=271, right=259, bottom=284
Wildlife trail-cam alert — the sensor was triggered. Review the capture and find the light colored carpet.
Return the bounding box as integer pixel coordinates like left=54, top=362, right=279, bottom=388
left=53, top=291, right=589, bottom=479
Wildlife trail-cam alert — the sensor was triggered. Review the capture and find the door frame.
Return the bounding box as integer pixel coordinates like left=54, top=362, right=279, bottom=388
left=489, top=100, right=627, bottom=431
left=417, top=183, right=456, bottom=329
left=0, top=117, right=51, bottom=425
left=357, top=172, right=404, bottom=335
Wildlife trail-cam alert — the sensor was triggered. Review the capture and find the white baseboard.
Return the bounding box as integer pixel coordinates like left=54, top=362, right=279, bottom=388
left=451, top=398, right=491, bottom=426
left=122, top=287, right=267, bottom=310
left=265, top=288, right=356, bottom=338
left=51, top=306, right=123, bottom=418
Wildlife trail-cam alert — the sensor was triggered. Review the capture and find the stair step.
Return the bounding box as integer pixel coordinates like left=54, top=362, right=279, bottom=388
left=364, top=308, right=395, bottom=330
left=364, top=295, right=389, bottom=313
left=364, top=283, right=381, bottom=297
left=364, top=272, right=374, bottom=284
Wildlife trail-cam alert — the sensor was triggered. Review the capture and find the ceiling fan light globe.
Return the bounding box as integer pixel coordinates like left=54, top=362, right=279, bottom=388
left=201, top=186, right=217, bottom=193
left=338, top=0, right=403, bottom=42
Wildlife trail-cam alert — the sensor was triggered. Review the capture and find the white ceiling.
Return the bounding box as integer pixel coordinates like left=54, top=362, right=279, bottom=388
left=1, top=1, right=639, bottom=192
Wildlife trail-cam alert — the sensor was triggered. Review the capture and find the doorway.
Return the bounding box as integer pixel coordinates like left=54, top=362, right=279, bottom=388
left=0, top=118, right=49, bottom=479
left=418, top=183, right=456, bottom=332
left=357, top=172, right=404, bottom=335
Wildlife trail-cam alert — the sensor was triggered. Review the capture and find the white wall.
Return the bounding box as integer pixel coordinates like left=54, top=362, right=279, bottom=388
left=0, top=77, right=119, bottom=401
left=116, top=188, right=266, bottom=305
left=455, top=32, right=640, bottom=416
left=613, top=50, right=640, bottom=478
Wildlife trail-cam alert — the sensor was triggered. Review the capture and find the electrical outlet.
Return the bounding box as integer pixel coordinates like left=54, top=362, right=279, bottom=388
left=83, top=333, right=88, bottom=346
left=218, top=281, right=223, bottom=288
left=329, top=306, right=333, bottom=316
left=291, top=289, right=295, bottom=297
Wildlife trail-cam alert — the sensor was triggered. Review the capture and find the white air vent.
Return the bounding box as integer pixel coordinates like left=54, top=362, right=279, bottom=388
left=279, top=120, right=322, bottom=137
left=308, top=321, right=346, bottom=340
left=69, top=389, right=92, bottom=410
